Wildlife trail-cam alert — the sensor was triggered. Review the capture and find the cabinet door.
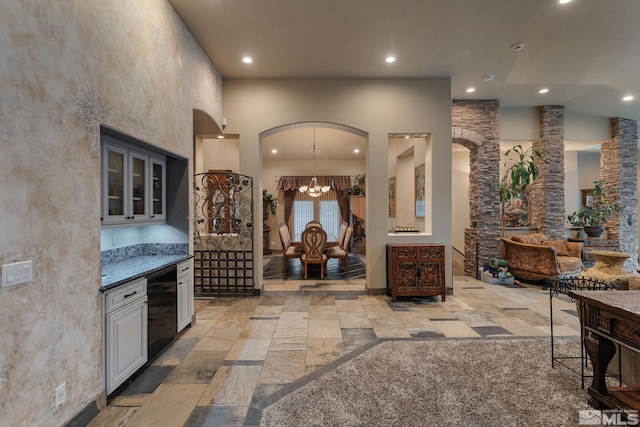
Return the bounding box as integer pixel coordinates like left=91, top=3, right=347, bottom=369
left=177, top=260, right=193, bottom=332
left=129, top=150, right=149, bottom=221
left=102, top=143, right=128, bottom=223
left=150, top=157, right=166, bottom=221
left=106, top=296, right=148, bottom=393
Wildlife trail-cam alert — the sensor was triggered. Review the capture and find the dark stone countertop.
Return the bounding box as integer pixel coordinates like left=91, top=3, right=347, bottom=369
left=568, top=290, right=640, bottom=317
left=101, top=254, right=192, bottom=292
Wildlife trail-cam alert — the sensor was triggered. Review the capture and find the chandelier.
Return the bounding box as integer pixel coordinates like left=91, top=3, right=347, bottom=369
left=299, top=128, right=331, bottom=197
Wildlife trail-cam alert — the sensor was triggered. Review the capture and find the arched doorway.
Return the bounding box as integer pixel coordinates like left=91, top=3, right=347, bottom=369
left=259, top=121, right=368, bottom=282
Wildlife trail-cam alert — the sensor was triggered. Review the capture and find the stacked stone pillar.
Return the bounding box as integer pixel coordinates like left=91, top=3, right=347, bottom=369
left=601, top=117, right=638, bottom=272
left=452, top=100, right=501, bottom=277
left=530, top=105, right=566, bottom=239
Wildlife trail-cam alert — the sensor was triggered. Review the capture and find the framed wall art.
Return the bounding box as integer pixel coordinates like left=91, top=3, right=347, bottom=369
left=415, top=163, right=425, bottom=218
left=388, top=177, right=396, bottom=217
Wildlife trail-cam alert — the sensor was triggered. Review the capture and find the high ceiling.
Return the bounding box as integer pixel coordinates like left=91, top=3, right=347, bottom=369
left=172, top=0, right=640, bottom=159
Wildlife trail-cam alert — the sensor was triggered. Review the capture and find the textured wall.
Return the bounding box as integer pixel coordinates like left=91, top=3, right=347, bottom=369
left=0, top=1, right=222, bottom=425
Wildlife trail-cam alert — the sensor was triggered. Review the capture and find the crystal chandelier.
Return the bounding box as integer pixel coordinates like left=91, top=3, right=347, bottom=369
left=299, top=128, right=331, bottom=198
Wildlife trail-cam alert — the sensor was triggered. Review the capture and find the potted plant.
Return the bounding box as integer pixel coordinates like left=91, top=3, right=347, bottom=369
left=262, top=190, right=277, bottom=215
left=499, top=145, right=547, bottom=235
left=345, top=174, right=366, bottom=198
left=567, top=180, right=622, bottom=238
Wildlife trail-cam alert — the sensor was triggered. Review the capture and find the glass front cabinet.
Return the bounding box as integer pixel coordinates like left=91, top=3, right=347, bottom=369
left=101, top=140, right=166, bottom=226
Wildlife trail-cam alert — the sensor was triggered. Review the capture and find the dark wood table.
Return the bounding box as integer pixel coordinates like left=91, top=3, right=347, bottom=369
left=568, top=290, right=640, bottom=412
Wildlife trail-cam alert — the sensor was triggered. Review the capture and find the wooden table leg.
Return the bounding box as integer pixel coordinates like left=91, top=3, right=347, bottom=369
left=584, top=333, right=617, bottom=404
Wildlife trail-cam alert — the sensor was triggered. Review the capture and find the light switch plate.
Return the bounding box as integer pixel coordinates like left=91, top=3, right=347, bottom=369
left=2, top=260, right=33, bottom=288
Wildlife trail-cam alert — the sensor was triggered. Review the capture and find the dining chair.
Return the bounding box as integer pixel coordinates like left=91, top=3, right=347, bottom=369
left=326, top=225, right=353, bottom=271
left=301, top=225, right=327, bottom=278
left=305, top=220, right=322, bottom=228
left=278, top=222, right=302, bottom=272
left=336, top=221, right=348, bottom=248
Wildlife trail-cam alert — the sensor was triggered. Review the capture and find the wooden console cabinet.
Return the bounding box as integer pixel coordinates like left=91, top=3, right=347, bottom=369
left=386, top=244, right=446, bottom=302
left=568, top=290, right=640, bottom=412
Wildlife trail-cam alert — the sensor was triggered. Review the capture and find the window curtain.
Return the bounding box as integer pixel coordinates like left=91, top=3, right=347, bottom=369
left=278, top=176, right=352, bottom=225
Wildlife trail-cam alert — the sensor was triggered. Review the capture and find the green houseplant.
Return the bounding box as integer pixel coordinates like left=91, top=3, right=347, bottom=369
left=499, top=145, right=546, bottom=234
left=567, top=180, right=622, bottom=238
left=262, top=190, right=277, bottom=215
left=345, top=174, right=366, bottom=198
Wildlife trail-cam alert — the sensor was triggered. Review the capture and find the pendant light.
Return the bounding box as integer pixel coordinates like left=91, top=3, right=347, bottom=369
left=299, top=128, right=331, bottom=197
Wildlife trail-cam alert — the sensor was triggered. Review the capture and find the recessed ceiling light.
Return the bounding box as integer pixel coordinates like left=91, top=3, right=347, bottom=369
left=558, top=0, right=572, bottom=4
left=242, top=56, right=253, bottom=64
left=623, top=95, right=634, bottom=102
left=405, top=135, right=410, bottom=139
left=353, top=148, right=360, bottom=154
left=466, top=87, right=476, bottom=93
left=271, top=149, right=278, bottom=154
left=217, top=135, right=225, bottom=139
left=539, top=88, right=549, bottom=94
left=483, top=74, right=494, bottom=82
left=385, top=56, right=396, bottom=63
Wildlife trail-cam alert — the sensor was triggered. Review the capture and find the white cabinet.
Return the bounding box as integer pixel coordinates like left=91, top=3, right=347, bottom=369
left=105, top=278, right=148, bottom=394
left=177, top=259, right=193, bottom=332
left=101, top=138, right=166, bottom=226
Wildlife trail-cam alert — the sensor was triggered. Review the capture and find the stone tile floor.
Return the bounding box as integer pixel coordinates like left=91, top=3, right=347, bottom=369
left=88, top=275, right=581, bottom=426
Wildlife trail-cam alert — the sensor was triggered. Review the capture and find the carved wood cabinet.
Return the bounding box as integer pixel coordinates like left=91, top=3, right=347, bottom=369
left=386, top=244, right=446, bottom=302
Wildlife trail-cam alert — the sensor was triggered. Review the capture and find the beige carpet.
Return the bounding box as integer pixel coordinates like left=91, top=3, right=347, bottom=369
left=259, top=338, right=591, bottom=427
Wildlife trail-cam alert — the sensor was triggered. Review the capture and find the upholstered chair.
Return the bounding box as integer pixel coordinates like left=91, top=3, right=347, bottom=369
left=301, top=225, right=327, bottom=278
left=326, top=225, right=353, bottom=271
left=278, top=223, right=302, bottom=272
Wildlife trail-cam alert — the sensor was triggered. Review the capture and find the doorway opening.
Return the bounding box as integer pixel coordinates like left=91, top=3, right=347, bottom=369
left=260, top=122, right=368, bottom=282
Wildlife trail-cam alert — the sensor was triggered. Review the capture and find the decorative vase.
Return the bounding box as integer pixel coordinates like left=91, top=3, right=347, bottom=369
left=576, top=228, right=588, bottom=239
left=583, top=226, right=604, bottom=238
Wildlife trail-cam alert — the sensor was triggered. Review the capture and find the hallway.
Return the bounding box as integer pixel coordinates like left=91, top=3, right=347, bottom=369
left=88, top=276, right=580, bottom=426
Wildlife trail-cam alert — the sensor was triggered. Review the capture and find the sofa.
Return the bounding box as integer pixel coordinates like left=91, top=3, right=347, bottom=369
left=500, top=233, right=583, bottom=281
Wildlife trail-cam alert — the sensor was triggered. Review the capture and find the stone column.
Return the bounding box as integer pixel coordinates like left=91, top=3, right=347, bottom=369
left=530, top=105, right=566, bottom=239
left=601, top=117, right=638, bottom=271
left=452, top=100, right=501, bottom=277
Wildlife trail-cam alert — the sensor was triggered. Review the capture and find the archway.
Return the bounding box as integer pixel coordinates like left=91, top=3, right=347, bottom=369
left=259, top=121, right=368, bottom=281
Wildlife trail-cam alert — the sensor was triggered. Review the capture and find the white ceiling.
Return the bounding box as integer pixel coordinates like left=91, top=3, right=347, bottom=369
left=172, top=0, right=640, bottom=158
left=262, top=127, right=366, bottom=161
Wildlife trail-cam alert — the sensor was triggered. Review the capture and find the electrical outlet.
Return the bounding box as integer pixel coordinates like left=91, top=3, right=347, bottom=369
left=54, top=383, right=66, bottom=407
left=111, top=235, right=117, bottom=246
left=271, top=241, right=275, bottom=246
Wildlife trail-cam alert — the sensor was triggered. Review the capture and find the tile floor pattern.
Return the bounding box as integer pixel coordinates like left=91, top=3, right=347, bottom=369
left=88, top=276, right=581, bottom=427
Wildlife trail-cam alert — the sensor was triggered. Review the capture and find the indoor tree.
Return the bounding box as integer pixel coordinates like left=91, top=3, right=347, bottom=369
left=499, top=145, right=547, bottom=235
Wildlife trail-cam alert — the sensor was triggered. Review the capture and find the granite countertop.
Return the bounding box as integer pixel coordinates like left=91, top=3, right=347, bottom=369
left=101, top=254, right=192, bottom=292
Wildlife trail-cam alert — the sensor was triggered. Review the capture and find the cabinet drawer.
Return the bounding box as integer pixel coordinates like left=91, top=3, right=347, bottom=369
left=105, top=278, right=147, bottom=313
left=177, top=259, right=192, bottom=276
left=595, top=309, right=640, bottom=348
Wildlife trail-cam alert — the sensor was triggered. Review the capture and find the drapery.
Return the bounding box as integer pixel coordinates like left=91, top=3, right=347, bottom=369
left=277, top=176, right=352, bottom=224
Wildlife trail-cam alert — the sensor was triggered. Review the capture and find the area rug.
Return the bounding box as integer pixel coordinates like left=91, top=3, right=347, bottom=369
left=259, top=338, right=591, bottom=426
left=263, top=254, right=365, bottom=281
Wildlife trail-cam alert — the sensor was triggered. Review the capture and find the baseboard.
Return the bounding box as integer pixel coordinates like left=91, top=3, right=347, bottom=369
left=63, top=391, right=106, bottom=427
